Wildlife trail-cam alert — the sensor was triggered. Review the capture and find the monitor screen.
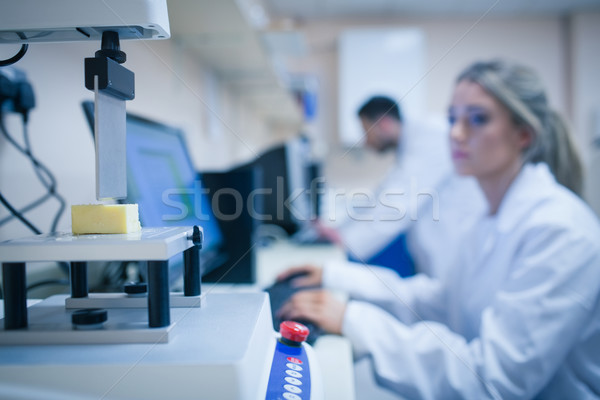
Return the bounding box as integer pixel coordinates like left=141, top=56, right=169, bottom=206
left=125, top=115, right=222, bottom=250
left=201, top=162, right=259, bottom=283
left=81, top=101, right=224, bottom=284
left=253, top=138, right=312, bottom=235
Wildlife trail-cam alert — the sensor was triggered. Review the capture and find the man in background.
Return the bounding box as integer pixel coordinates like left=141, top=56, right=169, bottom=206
left=320, top=95, right=485, bottom=279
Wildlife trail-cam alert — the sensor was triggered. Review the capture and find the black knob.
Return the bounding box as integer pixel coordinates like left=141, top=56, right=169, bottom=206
left=124, top=281, right=147, bottom=296
left=95, top=31, right=126, bottom=64
left=190, top=225, right=203, bottom=249
left=72, top=309, right=108, bottom=330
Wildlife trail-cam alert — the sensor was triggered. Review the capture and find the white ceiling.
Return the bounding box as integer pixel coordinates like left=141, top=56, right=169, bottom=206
left=264, top=0, right=600, bottom=20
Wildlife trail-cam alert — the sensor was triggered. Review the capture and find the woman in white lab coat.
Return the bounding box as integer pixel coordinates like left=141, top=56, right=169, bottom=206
left=277, top=60, right=600, bottom=399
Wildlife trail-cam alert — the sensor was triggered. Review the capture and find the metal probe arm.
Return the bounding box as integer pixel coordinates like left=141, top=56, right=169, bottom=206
left=84, top=31, right=134, bottom=200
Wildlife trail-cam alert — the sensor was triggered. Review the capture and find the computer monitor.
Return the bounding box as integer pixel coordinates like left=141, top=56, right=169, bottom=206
left=253, top=137, right=313, bottom=235
left=201, top=161, right=261, bottom=283
left=81, top=101, right=224, bottom=287
left=306, top=160, right=324, bottom=219
left=199, top=137, right=315, bottom=283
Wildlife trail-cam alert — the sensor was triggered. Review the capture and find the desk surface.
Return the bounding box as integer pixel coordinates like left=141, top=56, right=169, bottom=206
left=255, top=239, right=348, bottom=288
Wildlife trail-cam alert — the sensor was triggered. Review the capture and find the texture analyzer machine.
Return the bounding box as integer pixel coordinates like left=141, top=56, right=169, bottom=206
left=0, top=226, right=323, bottom=399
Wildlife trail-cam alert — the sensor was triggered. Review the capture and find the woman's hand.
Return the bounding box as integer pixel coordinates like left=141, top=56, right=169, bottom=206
left=276, top=289, right=347, bottom=335
left=276, top=264, right=323, bottom=288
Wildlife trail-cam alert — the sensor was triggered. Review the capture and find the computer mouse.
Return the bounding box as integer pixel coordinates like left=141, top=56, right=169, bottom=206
left=265, top=272, right=324, bottom=344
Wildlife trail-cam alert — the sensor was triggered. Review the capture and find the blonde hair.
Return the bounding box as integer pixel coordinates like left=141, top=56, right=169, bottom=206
left=456, top=60, right=583, bottom=196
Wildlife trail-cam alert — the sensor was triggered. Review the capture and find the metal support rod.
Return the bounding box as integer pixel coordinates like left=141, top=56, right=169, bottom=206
left=70, top=261, right=88, bottom=298
left=2, top=262, right=28, bottom=330
left=183, top=246, right=201, bottom=297
left=147, top=260, right=170, bottom=328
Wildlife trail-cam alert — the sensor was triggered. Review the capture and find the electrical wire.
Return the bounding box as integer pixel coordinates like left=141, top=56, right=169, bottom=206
left=0, top=110, right=70, bottom=276
left=0, top=71, right=71, bottom=284
left=0, top=191, right=42, bottom=234
left=0, top=192, right=53, bottom=227
left=0, top=44, right=29, bottom=67
left=0, top=113, right=65, bottom=232
left=23, top=123, right=66, bottom=232
left=0, top=118, right=55, bottom=226
left=0, top=119, right=48, bottom=234
left=0, top=118, right=55, bottom=189
left=23, top=127, right=56, bottom=188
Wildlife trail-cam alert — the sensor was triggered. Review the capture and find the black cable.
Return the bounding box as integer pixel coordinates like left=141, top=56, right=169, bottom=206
left=0, top=118, right=56, bottom=225
left=0, top=118, right=56, bottom=190
left=0, top=44, right=29, bottom=67
left=0, top=118, right=48, bottom=233
left=0, top=112, right=65, bottom=232
left=0, top=192, right=52, bottom=227
left=23, top=122, right=66, bottom=232
left=22, top=123, right=55, bottom=188
left=0, top=191, right=42, bottom=234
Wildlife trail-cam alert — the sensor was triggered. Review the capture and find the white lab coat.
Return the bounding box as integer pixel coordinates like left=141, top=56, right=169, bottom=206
left=333, top=114, right=486, bottom=278
left=324, top=163, right=600, bottom=399
left=406, top=172, right=484, bottom=279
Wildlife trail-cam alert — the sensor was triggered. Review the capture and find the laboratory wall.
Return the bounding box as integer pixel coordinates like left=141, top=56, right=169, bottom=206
left=570, top=12, right=600, bottom=216
left=0, top=39, right=287, bottom=241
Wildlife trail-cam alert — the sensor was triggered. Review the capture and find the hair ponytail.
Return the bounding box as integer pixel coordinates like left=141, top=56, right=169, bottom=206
left=456, top=60, right=584, bottom=196
left=542, top=110, right=583, bottom=195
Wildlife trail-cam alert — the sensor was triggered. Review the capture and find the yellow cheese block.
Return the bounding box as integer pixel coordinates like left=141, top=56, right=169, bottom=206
left=71, top=204, right=142, bottom=234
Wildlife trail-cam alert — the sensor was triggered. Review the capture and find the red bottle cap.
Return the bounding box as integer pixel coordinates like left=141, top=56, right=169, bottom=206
left=280, top=321, right=310, bottom=343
